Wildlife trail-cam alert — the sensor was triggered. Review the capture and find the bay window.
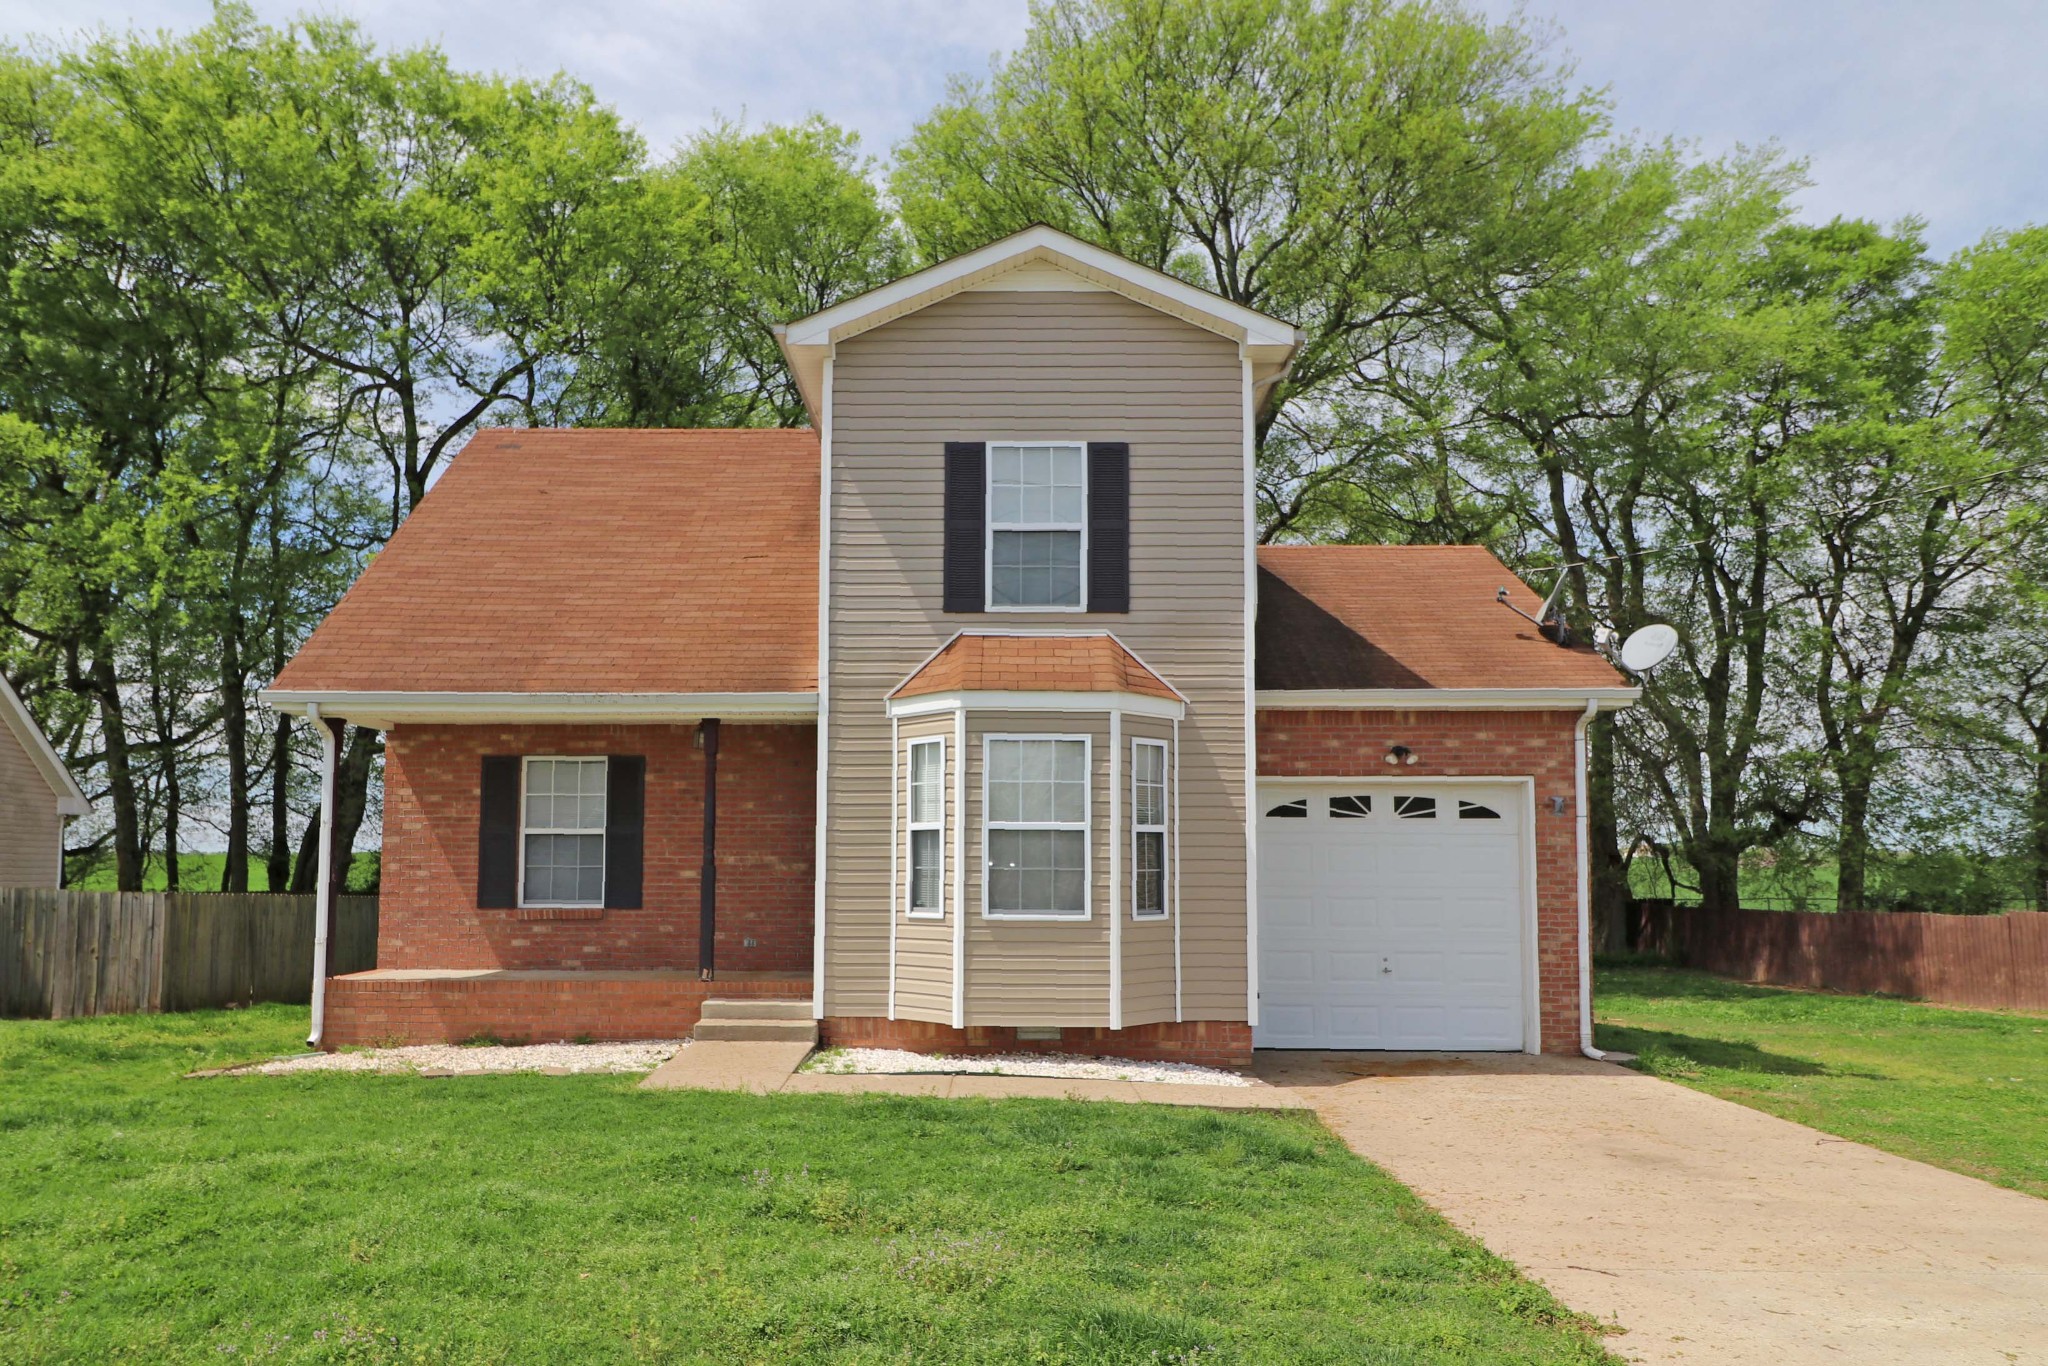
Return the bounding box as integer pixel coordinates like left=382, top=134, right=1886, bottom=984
left=985, top=736, right=1090, bottom=917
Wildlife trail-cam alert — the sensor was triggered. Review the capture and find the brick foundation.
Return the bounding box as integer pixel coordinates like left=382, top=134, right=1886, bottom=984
left=321, top=972, right=812, bottom=1048
left=1255, top=707, right=1586, bottom=1054
left=380, top=721, right=814, bottom=973
left=821, top=1016, right=1255, bottom=1069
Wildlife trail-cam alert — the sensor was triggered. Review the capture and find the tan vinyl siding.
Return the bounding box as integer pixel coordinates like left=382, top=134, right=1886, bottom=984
left=892, top=713, right=955, bottom=1023
left=824, top=288, right=1249, bottom=1023
left=1121, top=714, right=1177, bottom=1025
left=0, top=714, right=60, bottom=886
left=962, top=711, right=1110, bottom=1026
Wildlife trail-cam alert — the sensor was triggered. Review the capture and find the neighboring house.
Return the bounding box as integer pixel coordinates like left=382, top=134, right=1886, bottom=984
left=0, top=674, right=89, bottom=887
left=264, top=227, right=1635, bottom=1065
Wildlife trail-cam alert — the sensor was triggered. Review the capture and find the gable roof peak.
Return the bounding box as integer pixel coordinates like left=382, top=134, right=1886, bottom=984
left=778, top=224, right=1300, bottom=416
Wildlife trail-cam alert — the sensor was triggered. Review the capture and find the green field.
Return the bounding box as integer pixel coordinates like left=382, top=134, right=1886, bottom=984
left=0, top=1008, right=1616, bottom=1363
left=1596, top=963, right=2048, bottom=1198
left=66, top=851, right=380, bottom=894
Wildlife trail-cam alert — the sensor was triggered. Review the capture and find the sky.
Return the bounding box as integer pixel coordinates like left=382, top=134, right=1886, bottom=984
left=1, top=1, right=2043, bottom=254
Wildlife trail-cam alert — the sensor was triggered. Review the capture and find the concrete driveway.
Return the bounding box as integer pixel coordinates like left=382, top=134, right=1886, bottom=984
left=1256, top=1051, right=2048, bottom=1365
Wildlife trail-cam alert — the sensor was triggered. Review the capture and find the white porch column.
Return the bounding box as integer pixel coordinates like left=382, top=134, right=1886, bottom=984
left=307, top=703, right=341, bottom=1048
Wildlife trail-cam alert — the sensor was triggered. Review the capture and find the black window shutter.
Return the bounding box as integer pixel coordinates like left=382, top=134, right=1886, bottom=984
left=477, top=756, right=520, bottom=908
left=604, top=755, right=646, bottom=909
left=1087, top=441, right=1131, bottom=613
left=943, top=441, right=987, bottom=613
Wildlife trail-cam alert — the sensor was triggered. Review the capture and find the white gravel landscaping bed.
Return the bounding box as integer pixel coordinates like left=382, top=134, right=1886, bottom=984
left=802, top=1046, right=1254, bottom=1087
left=230, top=1039, right=685, bottom=1076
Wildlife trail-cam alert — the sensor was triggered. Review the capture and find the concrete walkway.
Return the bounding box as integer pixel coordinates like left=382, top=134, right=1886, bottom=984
left=640, top=1041, right=1305, bottom=1110
left=1257, top=1051, right=2048, bottom=1366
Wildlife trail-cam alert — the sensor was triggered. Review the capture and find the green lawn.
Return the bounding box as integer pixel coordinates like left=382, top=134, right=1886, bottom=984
left=1595, top=963, right=2048, bottom=1198
left=0, top=1009, right=1615, bottom=1364
left=67, top=852, right=380, bottom=894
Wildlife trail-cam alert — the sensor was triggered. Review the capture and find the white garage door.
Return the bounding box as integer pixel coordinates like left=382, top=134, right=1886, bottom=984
left=1255, top=782, right=1529, bottom=1051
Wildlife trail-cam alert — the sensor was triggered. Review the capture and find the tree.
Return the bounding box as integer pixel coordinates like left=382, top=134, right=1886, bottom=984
left=893, top=0, right=1606, bottom=489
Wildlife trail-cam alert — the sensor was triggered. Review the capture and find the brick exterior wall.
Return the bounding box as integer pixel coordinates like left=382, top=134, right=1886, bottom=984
left=821, top=1017, right=1255, bottom=1069
left=1255, top=707, right=1586, bottom=1055
left=323, top=973, right=812, bottom=1048
left=379, top=722, right=815, bottom=973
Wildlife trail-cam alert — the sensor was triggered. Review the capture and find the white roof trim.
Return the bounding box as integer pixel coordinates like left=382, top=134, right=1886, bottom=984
left=888, top=690, right=1186, bottom=721
left=777, top=225, right=1301, bottom=415
left=0, top=673, right=89, bottom=814
left=1256, top=687, right=1639, bottom=712
left=260, top=690, right=818, bottom=727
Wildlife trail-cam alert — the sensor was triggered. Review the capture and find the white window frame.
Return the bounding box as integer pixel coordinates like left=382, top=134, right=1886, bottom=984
left=985, top=440, right=1089, bottom=613
left=1130, top=738, right=1169, bottom=921
left=905, top=736, right=947, bottom=920
left=981, top=732, right=1093, bottom=920
left=516, top=755, right=608, bottom=909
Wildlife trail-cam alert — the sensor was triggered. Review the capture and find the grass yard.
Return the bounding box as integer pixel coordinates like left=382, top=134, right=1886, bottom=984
left=68, top=852, right=380, bottom=894
left=1595, top=963, right=2048, bottom=1199
left=0, top=1009, right=1615, bottom=1364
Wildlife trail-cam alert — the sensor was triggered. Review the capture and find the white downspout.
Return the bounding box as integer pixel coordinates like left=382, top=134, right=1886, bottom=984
left=307, top=703, right=340, bottom=1049
left=1575, top=697, right=1611, bottom=1062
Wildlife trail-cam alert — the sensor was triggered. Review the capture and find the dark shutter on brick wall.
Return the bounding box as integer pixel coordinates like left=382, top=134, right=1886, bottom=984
left=943, top=441, right=987, bottom=613
left=477, top=756, right=520, bottom=908
left=1087, top=441, right=1131, bottom=613
left=604, top=755, right=646, bottom=909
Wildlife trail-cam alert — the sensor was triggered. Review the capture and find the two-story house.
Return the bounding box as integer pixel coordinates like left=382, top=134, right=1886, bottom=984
left=265, top=227, right=1635, bottom=1067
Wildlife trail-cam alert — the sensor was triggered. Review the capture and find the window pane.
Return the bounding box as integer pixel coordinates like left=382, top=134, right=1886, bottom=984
left=988, top=827, right=1086, bottom=914
left=910, top=743, right=942, bottom=823
left=1330, top=794, right=1371, bottom=819
left=991, top=530, right=1082, bottom=607
left=524, top=832, right=604, bottom=905
left=1133, top=745, right=1165, bottom=827
left=910, top=828, right=942, bottom=910
left=1135, top=830, right=1166, bottom=914
left=1394, top=795, right=1437, bottom=819
left=988, top=740, right=1087, bottom=826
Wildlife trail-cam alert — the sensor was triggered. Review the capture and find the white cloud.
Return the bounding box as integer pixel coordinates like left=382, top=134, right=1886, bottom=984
left=1472, top=0, right=2048, bottom=252
left=1, top=0, right=1032, bottom=158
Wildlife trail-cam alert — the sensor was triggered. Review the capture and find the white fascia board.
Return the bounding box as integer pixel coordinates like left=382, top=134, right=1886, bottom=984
left=783, top=226, right=1299, bottom=354
left=260, top=690, right=819, bottom=727
left=1255, top=687, right=1640, bottom=711
left=0, top=672, right=88, bottom=813
left=887, top=690, right=1186, bottom=722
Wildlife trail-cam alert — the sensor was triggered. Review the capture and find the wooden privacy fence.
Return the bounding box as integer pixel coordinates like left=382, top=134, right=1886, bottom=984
left=0, top=889, right=377, bottom=1019
left=1637, top=900, right=2048, bottom=1013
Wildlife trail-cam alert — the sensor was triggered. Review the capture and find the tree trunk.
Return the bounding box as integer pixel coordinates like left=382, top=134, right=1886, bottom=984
left=1835, top=770, right=1873, bottom=913
left=90, top=654, right=145, bottom=891
left=218, top=629, right=250, bottom=892
left=2032, top=721, right=2048, bottom=913
left=266, top=713, right=294, bottom=892
left=1696, top=845, right=1742, bottom=915
left=1588, top=718, right=1630, bottom=954
left=289, top=724, right=381, bottom=894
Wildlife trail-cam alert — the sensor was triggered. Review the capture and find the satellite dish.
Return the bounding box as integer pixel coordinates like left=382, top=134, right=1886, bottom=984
left=1618, top=623, right=1679, bottom=673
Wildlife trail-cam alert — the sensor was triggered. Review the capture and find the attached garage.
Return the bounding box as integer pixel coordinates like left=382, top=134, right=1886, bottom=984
left=1252, top=544, right=1641, bottom=1056
left=1254, top=781, right=1531, bottom=1051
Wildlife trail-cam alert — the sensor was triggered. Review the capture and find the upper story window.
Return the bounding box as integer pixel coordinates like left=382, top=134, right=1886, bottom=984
left=988, top=442, right=1085, bottom=609
left=522, top=757, right=607, bottom=906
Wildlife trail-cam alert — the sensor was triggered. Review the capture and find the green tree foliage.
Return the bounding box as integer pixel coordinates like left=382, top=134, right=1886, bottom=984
left=0, top=5, right=888, bottom=888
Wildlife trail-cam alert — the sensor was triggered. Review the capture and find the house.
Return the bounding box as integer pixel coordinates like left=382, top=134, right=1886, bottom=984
left=0, top=673, right=89, bottom=886
left=263, top=226, right=1635, bottom=1066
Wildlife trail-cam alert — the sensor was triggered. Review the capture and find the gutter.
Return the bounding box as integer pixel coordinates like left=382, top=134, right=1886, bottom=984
left=1574, top=698, right=1632, bottom=1063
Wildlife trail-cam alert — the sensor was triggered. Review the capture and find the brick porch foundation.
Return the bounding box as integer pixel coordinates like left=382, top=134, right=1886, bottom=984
left=320, top=970, right=812, bottom=1048
left=820, top=1017, right=1255, bottom=1069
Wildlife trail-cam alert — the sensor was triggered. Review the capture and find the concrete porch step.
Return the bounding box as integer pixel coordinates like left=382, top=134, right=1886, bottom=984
left=699, top=997, right=813, bottom=1021
left=692, top=1019, right=819, bottom=1044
